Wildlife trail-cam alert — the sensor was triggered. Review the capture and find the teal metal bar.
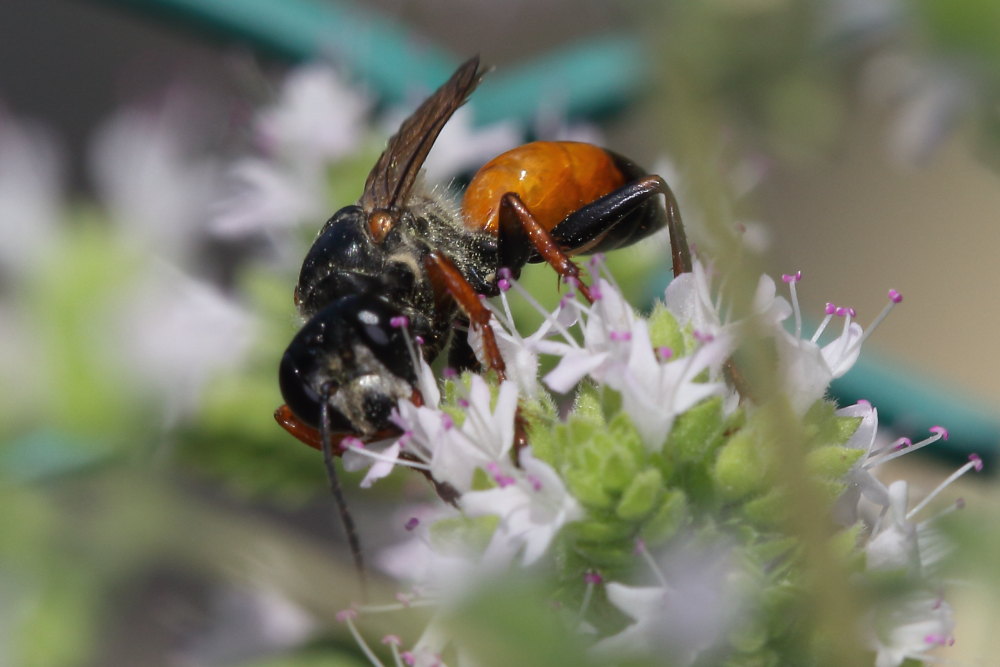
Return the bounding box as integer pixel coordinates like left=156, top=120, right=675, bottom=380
left=94, top=0, right=644, bottom=122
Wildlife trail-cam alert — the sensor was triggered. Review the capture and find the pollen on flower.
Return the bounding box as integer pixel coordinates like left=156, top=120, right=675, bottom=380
left=657, top=346, right=673, bottom=360
left=390, top=315, right=409, bottom=328
left=584, top=571, right=603, bottom=584
left=889, top=289, right=903, bottom=303
left=405, top=517, right=420, bottom=531
left=930, top=425, right=949, bottom=441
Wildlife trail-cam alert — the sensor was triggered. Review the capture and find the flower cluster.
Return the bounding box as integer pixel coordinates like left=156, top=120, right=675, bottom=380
left=333, top=257, right=978, bottom=666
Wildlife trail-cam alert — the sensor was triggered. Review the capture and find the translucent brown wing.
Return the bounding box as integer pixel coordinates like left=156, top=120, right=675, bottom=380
left=359, top=56, right=484, bottom=214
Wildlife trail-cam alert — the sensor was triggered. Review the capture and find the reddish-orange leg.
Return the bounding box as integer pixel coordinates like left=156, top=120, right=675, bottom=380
left=499, top=193, right=596, bottom=304
left=425, top=250, right=509, bottom=378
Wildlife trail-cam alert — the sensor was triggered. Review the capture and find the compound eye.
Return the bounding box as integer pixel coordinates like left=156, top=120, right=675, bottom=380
left=278, top=343, right=353, bottom=432
left=278, top=347, right=324, bottom=429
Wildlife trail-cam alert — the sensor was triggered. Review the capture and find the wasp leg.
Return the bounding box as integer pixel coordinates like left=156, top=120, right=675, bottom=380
left=548, top=175, right=692, bottom=277
left=497, top=192, right=595, bottom=303
left=424, top=250, right=507, bottom=380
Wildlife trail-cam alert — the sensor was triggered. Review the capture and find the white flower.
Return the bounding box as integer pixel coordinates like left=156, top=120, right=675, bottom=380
left=540, top=277, right=640, bottom=393
left=115, top=259, right=254, bottom=420
left=255, top=63, right=370, bottom=165
left=592, top=544, right=739, bottom=664
left=832, top=401, right=890, bottom=526
left=360, top=373, right=519, bottom=494
left=462, top=447, right=583, bottom=566
left=89, top=99, right=220, bottom=261
left=428, top=376, right=519, bottom=493
left=869, top=594, right=954, bottom=667
left=211, top=157, right=327, bottom=239
left=0, top=108, right=62, bottom=274
left=616, top=319, right=730, bottom=450
left=212, top=63, right=370, bottom=241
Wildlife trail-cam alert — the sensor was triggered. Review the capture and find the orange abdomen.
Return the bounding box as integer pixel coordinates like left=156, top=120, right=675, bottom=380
left=462, top=141, right=626, bottom=235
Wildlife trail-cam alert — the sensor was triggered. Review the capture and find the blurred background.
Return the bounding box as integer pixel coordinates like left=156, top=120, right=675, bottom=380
left=1, top=0, right=998, bottom=665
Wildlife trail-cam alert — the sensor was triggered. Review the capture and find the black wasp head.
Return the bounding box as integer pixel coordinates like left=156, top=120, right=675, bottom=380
left=279, top=294, right=418, bottom=436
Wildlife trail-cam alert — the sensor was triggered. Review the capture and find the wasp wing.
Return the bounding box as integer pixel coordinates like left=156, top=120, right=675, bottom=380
left=359, top=56, right=483, bottom=214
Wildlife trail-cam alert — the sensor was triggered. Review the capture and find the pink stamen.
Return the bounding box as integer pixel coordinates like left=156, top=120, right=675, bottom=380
left=924, top=634, right=950, bottom=646
left=343, top=436, right=365, bottom=450
left=401, top=651, right=415, bottom=665
left=336, top=608, right=358, bottom=623
left=457, top=397, right=470, bottom=408
left=888, top=289, right=903, bottom=303
left=404, top=517, right=420, bottom=531
left=382, top=635, right=402, bottom=646
left=390, top=316, right=409, bottom=328
left=441, top=413, right=454, bottom=430
left=589, top=282, right=603, bottom=300
left=825, top=302, right=837, bottom=315
left=497, top=278, right=511, bottom=292
left=609, top=330, right=632, bottom=342
left=930, top=425, right=949, bottom=441
left=857, top=399, right=871, bottom=407
left=414, top=335, right=425, bottom=345
left=498, top=267, right=513, bottom=281
left=584, top=571, right=603, bottom=584
left=588, top=253, right=605, bottom=268
left=442, top=367, right=457, bottom=379
left=969, top=453, right=983, bottom=472
left=892, top=437, right=912, bottom=451
left=657, top=346, right=674, bottom=360
left=485, top=461, right=515, bottom=487
left=781, top=271, right=802, bottom=283
left=693, top=330, right=714, bottom=343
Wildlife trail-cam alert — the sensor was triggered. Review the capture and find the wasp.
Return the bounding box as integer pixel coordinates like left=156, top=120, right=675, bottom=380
left=274, top=56, right=690, bottom=582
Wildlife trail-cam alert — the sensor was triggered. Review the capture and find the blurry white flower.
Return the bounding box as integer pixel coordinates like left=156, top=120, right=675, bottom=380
left=174, top=586, right=316, bottom=666
left=116, top=260, right=254, bottom=420
left=0, top=108, right=62, bottom=273
left=212, top=62, right=370, bottom=240
left=212, top=157, right=327, bottom=238
left=870, top=594, right=954, bottom=667
left=592, top=544, right=739, bottom=665
left=255, top=63, right=370, bottom=164
left=90, top=98, right=220, bottom=261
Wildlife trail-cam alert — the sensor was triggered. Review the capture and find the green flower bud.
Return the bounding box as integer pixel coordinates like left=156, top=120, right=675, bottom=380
left=638, top=489, right=688, bottom=544
left=714, top=429, right=771, bottom=501
left=665, top=396, right=726, bottom=463
left=616, top=468, right=665, bottom=521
